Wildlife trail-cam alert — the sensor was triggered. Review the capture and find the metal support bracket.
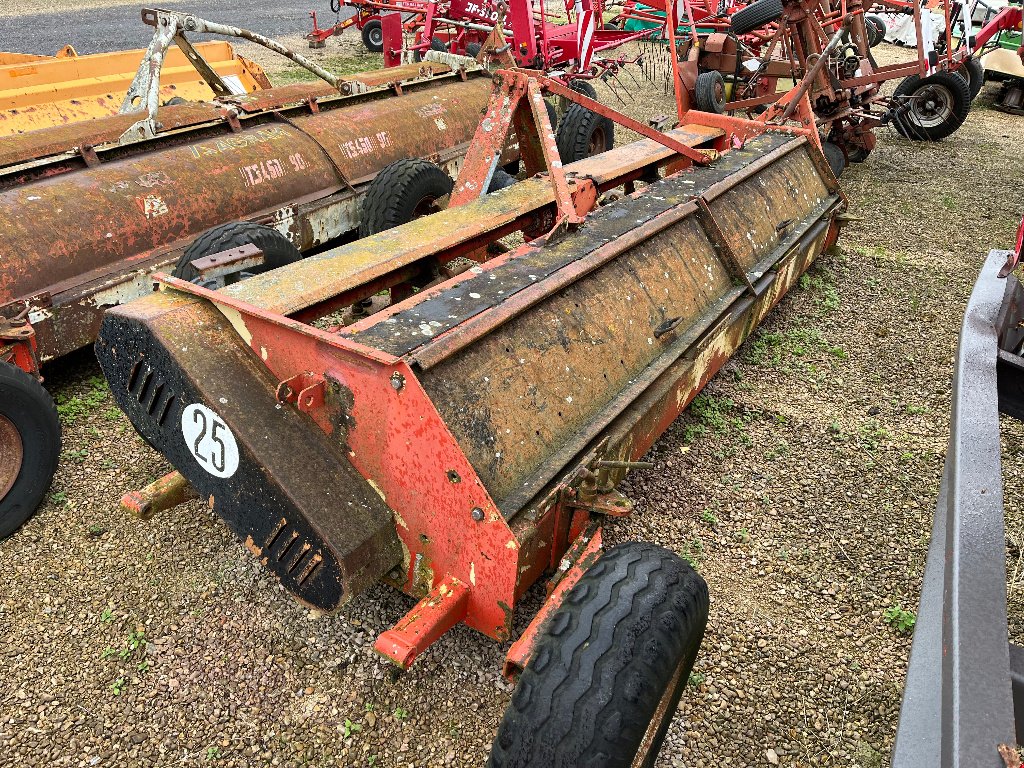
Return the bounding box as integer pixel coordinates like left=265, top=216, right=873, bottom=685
left=120, top=470, right=199, bottom=520
left=374, top=575, right=471, bottom=668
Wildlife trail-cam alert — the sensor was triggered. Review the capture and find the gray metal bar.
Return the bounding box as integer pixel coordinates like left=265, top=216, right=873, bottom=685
left=892, top=250, right=1020, bottom=767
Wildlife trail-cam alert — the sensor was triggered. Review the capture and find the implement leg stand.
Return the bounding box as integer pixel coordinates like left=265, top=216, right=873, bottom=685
left=120, top=471, right=198, bottom=520
left=374, top=575, right=470, bottom=669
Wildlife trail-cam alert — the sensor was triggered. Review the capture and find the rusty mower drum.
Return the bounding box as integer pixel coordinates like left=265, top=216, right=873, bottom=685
left=96, top=66, right=844, bottom=764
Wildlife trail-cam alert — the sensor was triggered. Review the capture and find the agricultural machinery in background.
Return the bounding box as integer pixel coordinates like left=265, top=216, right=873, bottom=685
left=0, top=8, right=521, bottom=540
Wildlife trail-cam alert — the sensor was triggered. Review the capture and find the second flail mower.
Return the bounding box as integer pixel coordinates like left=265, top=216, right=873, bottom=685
left=97, top=71, right=845, bottom=764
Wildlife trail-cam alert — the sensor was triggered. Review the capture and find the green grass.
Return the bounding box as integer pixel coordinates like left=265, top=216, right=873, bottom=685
left=271, top=54, right=383, bottom=85
left=56, top=376, right=108, bottom=425
left=884, top=604, right=916, bottom=635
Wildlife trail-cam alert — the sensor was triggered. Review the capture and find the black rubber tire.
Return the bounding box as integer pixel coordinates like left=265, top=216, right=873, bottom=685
left=604, top=20, right=621, bottom=30
left=414, top=36, right=449, bottom=61
left=557, top=101, right=614, bottom=163
left=488, top=168, right=517, bottom=193
left=361, top=20, right=384, bottom=52
left=730, top=0, right=783, bottom=35
left=0, top=361, right=60, bottom=540
left=892, top=70, right=971, bottom=141
left=359, top=158, right=453, bottom=237
left=694, top=70, right=727, bottom=113
left=163, top=96, right=189, bottom=106
left=466, top=42, right=482, bottom=58
left=489, top=542, right=709, bottom=768
left=568, top=79, right=615, bottom=149
left=955, top=58, right=985, bottom=101
left=173, top=222, right=303, bottom=286
left=822, top=141, right=846, bottom=178
left=865, top=15, right=886, bottom=47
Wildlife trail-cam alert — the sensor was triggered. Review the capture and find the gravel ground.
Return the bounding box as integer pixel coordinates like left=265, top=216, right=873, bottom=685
left=2, top=38, right=1024, bottom=768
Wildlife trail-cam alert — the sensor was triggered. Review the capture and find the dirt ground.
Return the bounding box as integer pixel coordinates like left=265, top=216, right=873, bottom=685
left=1, top=30, right=1024, bottom=768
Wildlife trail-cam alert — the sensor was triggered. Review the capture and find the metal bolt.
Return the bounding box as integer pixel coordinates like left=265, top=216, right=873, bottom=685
left=471, top=507, right=484, bottom=522
left=390, top=372, right=405, bottom=391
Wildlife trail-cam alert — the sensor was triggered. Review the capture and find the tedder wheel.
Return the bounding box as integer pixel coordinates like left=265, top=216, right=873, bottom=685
left=730, top=0, right=783, bottom=36
left=567, top=79, right=615, bottom=150
left=359, top=158, right=454, bottom=236
left=604, top=20, right=621, bottom=29
left=822, top=141, right=846, bottom=178
left=0, top=361, right=60, bottom=540
left=361, top=20, right=384, bottom=52
left=865, top=15, right=886, bottom=47
left=466, top=42, right=482, bottom=58
left=173, top=221, right=303, bottom=288
left=488, top=542, right=710, bottom=768
left=892, top=70, right=972, bottom=141
left=694, top=70, right=727, bottom=113
left=955, top=58, right=985, bottom=101
left=414, top=37, right=449, bottom=61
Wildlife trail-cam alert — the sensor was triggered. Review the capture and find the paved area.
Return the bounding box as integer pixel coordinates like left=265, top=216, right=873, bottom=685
left=0, top=0, right=344, bottom=55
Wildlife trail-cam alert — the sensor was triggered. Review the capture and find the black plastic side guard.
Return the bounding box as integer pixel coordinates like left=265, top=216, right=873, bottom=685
left=95, top=290, right=401, bottom=611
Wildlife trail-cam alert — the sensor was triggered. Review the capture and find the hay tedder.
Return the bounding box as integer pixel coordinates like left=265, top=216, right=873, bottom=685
left=0, top=8, right=515, bottom=539
left=96, top=49, right=845, bottom=760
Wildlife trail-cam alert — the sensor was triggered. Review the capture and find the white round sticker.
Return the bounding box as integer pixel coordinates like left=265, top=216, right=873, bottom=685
left=180, top=403, right=240, bottom=479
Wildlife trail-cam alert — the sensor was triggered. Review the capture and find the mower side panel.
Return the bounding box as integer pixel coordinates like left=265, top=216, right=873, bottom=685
left=95, top=292, right=402, bottom=611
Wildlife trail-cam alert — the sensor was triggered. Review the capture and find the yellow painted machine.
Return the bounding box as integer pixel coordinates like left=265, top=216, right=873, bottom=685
left=0, top=41, right=271, bottom=135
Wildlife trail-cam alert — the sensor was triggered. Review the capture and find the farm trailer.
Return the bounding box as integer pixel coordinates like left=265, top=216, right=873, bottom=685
left=0, top=8, right=517, bottom=540
left=96, top=69, right=846, bottom=765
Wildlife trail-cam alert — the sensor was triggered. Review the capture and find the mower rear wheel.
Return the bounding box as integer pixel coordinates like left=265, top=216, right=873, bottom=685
left=695, top=70, right=727, bottom=113
left=361, top=20, right=384, bottom=52
left=174, top=221, right=303, bottom=288
left=730, top=0, right=783, bottom=35
left=488, top=542, right=709, bottom=768
left=892, top=71, right=971, bottom=141
left=822, top=141, right=846, bottom=178
left=359, top=158, right=453, bottom=237
left=0, top=361, right=60, bottom=540
left=955, top=58, right=985, bottom=101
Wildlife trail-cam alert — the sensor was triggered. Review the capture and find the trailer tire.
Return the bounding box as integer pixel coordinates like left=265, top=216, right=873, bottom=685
left=174, top=222, right=303, bottom=287
left=730, top=0, right=783, bottom=35
left=359, top=158, right=453, bottom=237
left=488, top=542, right=709, bottom=768
left=892, top=71, right=971, bottom=141
left=568, top=79, right=615, bottom=147
left=0, top=361, right=60, bottom=540
left=557, top=101, right=614, bottom=163
left=695, top=71, right=727, bottom=113
left=466, top=42, right=482, bottom=58
left=955, top=58, right=985, bottom=101
left=362, top=20, right=384, bottom=52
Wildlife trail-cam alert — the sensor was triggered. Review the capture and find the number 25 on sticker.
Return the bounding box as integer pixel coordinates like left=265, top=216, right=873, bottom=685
left=181, top=403, right=240, bottom=479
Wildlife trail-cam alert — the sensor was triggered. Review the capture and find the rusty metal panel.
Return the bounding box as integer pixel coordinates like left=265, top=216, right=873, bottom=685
left=295, top=76, right=494, bottom=185
left=0, top=123, right=340, bottom=304
left=343, top=134, right=837, bottom=513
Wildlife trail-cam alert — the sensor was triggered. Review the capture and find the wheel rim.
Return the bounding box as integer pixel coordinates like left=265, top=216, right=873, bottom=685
left=370, top=27, right=383, bottom=46
left=0, top=414, right=24, bottom=502
left=588, top=125, right=607, bottom=156
left=908, top=83, right=955, bottom=128
left=413, top=195, right=441, bottom=218
left=714, top=80, right=726, bottom=108
left=631, top=646, right=690, bottom=768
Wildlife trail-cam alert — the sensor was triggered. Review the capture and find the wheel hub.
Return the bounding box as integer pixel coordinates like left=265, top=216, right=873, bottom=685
left=0, top=414, right=24, bottom=501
